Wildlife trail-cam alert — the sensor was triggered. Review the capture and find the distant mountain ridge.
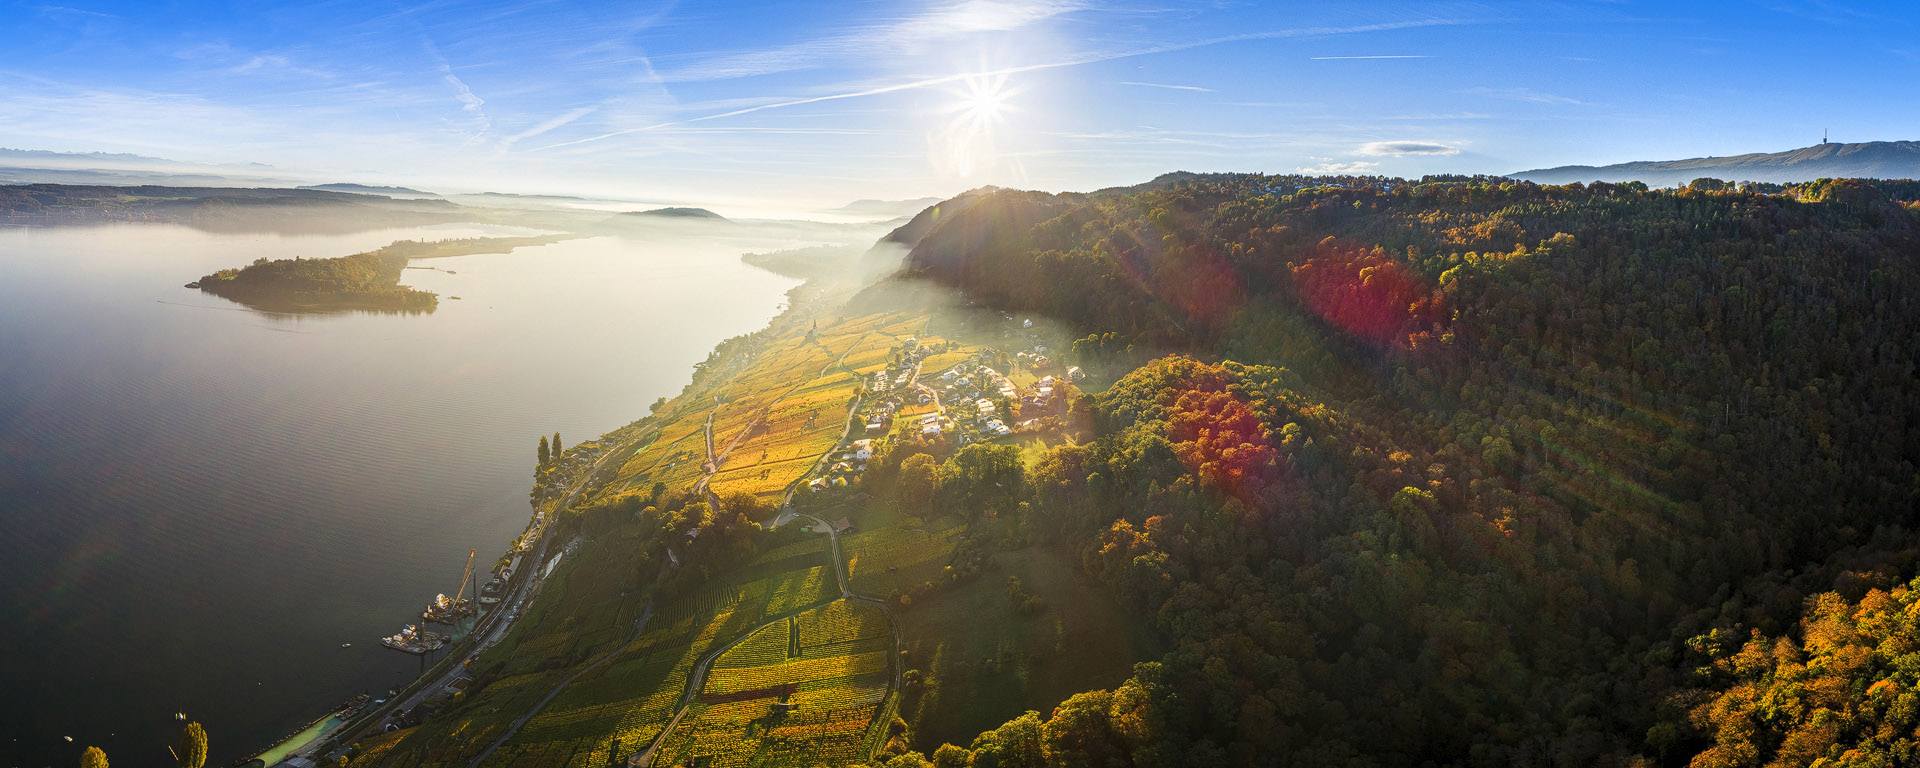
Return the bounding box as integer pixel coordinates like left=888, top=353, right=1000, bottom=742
left=299, top=183, right=439, bottom=198
left=1513, top=140, right=1920, bottom=186
left=829, top=197, right=944, bottom=218
left=0, top=147, right=184, bottom=166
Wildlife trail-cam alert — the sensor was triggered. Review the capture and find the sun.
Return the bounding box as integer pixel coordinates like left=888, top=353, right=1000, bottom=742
left=932, top=71, right=1021, bottom=179
left=957, top=73, right=1012, bottom=131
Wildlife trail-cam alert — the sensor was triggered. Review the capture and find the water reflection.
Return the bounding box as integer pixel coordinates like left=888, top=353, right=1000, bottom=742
left=0, top=220, right=853, bottom=764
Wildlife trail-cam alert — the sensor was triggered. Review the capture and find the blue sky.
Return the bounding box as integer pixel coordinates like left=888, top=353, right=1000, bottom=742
left=2, top=1, right=1915, bottom=210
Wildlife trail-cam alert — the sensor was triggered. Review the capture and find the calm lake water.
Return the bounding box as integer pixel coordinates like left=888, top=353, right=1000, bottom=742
left=0, top=222, right=816, bottom=766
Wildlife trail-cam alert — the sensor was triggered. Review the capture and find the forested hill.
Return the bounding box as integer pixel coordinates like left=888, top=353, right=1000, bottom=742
left=883, top=175, right=1920, bottom=764
left=0, top=183, right=463, bottom=230
left=1513, top=140, right=1920, bottom=187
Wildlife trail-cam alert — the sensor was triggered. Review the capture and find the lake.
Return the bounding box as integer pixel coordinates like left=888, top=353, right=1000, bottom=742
left=0, top=221, right=825, bottom=766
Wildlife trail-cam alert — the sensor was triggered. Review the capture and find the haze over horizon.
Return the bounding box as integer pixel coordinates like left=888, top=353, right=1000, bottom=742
left=3, top=1, right=1917, bottom=209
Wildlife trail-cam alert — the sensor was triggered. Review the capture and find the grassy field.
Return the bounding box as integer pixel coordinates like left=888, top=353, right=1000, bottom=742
left=897, top=547, right=1158, bottom=752
left=652, top=599, right=893, bottom=768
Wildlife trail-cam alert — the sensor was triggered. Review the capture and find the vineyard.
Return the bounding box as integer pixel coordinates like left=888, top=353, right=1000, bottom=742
left=479, top=645, right=695, bottom=768
left=749, top=537, right=827, bottom=568
left=760, top=566, right=833, bottom=618
left=705, top=324, right=901, bottom=500
left=843, top=522, right=965, bottom=596
left=711, top=618, right=792, bottom=669
left=705, top=649, right=888, bottom=694
left=473, top=553, right=841, bottom=768
left=794, top=599, right=887, bottom=647
left=652, top=599, right=893, bottom=767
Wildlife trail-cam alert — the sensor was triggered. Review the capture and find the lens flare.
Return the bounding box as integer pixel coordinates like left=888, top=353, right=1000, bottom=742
left=931, top=71, right=1020, bottom=178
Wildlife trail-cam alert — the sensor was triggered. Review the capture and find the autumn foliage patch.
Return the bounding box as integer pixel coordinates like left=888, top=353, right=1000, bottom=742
left=1291, top=247, right=1449, bottom=349
left=1152, top=362, right=1282, bottom=502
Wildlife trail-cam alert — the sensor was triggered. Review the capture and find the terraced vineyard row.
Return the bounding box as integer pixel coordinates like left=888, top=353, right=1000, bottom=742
left=762, top=566, right=832, bottom=617
left=794, top=598, right=888, bottom=647
left=712, top=618, right=792, bottom=669
left=792, top=672, right=889, bottom=709
left=645, top=599, right=893, bottom=767
left=705, top=649, right=889, bottom=694
left=751, top=537, right=827, bottom=567
left=657, top=702, right=881, bottom=768
left=844, top=523, right=964, bottom=596
left=483, top=555, right=831, bottom=768
left=797, top=633, right=888, bottom=660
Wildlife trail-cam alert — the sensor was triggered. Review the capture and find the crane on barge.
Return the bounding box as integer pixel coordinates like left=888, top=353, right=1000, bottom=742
left=423, top=549, right=478, bottom=624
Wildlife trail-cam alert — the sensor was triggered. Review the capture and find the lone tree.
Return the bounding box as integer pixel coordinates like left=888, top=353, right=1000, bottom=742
left=538, top=435, right=550, bottom=467
left=177, top=722, right=208, bottom=768
left=80, top=747, right=108, bottom=768
left=552, top=432, right=563, bottom=458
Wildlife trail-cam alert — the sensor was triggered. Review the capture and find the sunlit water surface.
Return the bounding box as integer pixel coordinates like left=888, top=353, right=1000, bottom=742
left=0, top=223, right=806, bottom=765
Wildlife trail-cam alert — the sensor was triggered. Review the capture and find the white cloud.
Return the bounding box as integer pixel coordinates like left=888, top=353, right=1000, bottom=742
left=1356, top=140, right=1459, bottom=156
left=443, top=74, right=487, bottom=116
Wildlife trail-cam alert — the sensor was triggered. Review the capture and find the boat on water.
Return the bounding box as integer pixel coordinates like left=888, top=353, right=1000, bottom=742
left=479, top=576, right=506, bottom=605
left=380, top=624, right=447, bottom=655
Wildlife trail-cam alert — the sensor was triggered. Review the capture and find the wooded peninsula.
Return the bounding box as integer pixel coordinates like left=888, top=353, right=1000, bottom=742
left=193, top=235, right=570, bottom=313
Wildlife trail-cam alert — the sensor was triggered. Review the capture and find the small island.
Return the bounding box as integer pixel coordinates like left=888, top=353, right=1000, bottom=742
left=621, top=206, right=727, bottom=221
left=193, top=235, right=572, bottom=313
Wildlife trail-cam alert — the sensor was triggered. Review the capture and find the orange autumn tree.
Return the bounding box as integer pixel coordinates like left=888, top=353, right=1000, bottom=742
left=1096, top=355, right=1285, bottom=504
left=1673, top=578, right=1920, bottom=768
left=1164, top=381, right=1278, bottom=502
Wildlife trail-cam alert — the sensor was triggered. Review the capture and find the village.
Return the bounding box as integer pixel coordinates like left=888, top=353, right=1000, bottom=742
left=808, top=319, right=1085, bottom=495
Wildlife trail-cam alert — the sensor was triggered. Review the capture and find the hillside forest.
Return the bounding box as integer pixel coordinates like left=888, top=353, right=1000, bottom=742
left=854, top=174, right=1920, bottom=766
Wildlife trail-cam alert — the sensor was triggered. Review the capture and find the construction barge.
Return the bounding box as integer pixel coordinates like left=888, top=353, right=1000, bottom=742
left=380, top=623, right=448, bottom=655
left=381, top=549, right=479, bottom=653
left=422, top=593, right=475, bottom=624
left=424, top=549, right=479, bottom=623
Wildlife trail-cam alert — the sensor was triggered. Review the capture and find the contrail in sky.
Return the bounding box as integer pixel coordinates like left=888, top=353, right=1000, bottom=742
left=532, top=17, right=1475, bottom=152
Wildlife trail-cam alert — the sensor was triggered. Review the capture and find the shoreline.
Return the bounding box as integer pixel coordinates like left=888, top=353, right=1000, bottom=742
left=235, top=256, right=832, bottom=768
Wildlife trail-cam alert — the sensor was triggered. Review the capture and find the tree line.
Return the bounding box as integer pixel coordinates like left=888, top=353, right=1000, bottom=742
left=75, top=720, right=207, bottom=768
